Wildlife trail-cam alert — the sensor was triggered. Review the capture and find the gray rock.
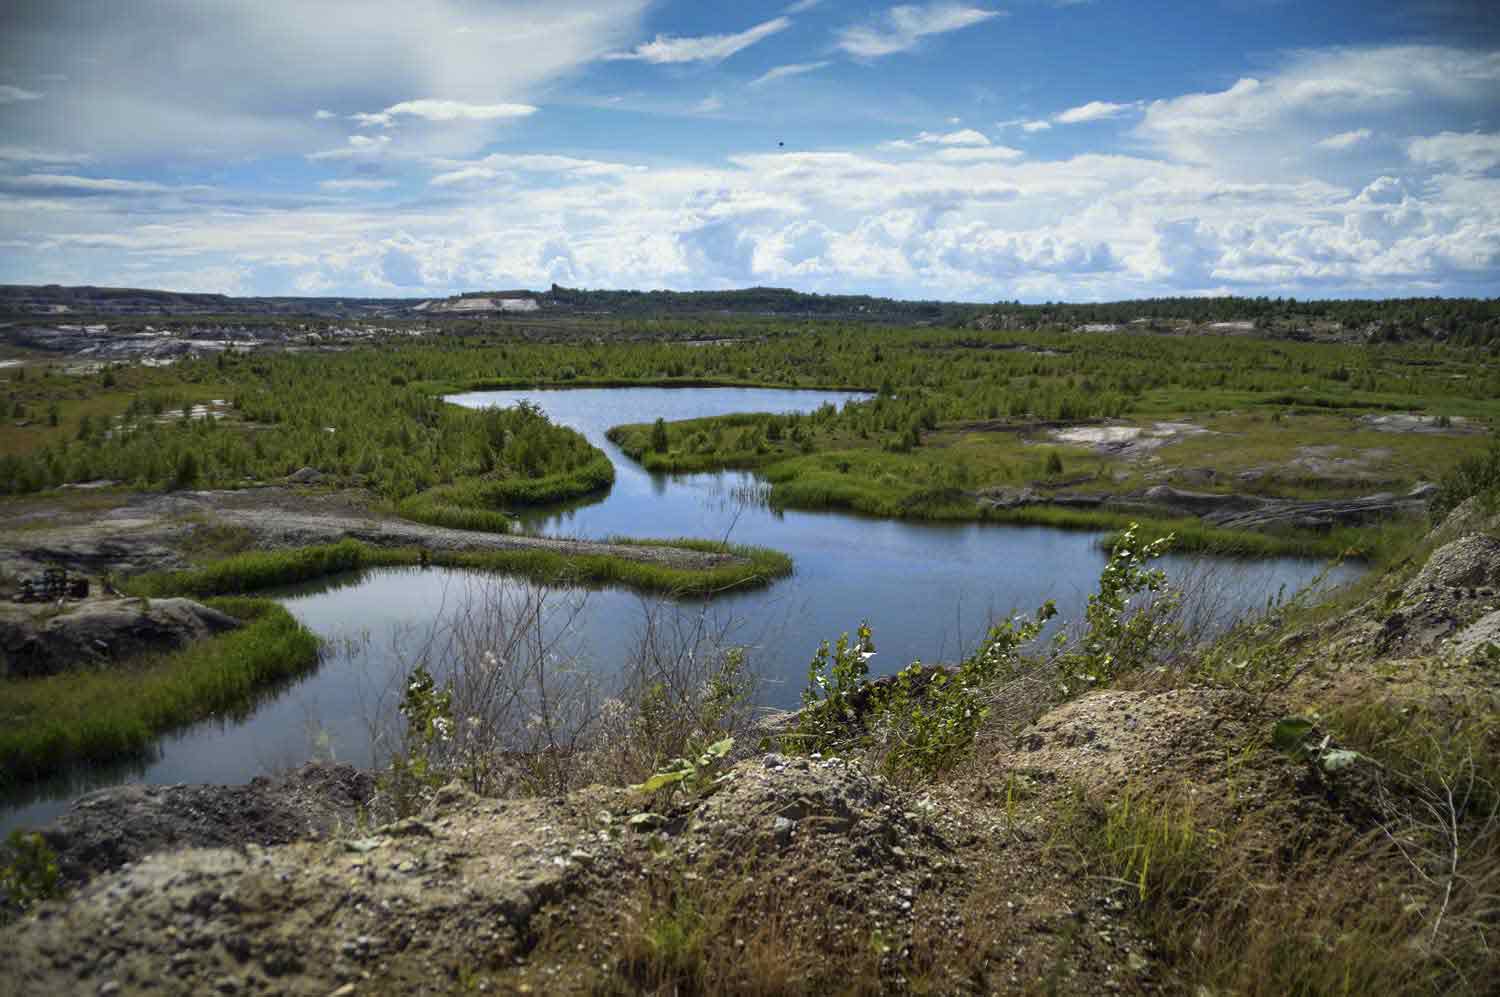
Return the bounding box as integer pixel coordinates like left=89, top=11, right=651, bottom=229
left=1453, top=609, right=1500, bottom=660
left=0, top=597, right=243, bottom=678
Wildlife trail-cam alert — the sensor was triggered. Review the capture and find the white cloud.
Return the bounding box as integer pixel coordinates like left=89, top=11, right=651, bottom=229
left=4, top=40, right=1499, bottom=300
left=694, top=95, right=724, bottom=113
left=384, top=99, right=538, bottom=122
left=1137, top=47, right=1500, bottom=173
left=1316, top=128, right=1372, bottom=150
left=750, top=61, right=830, bottom=87
left=1054, top=100, right=1132, bottom=124
left=3, top=174, right=174, bottom=195
left=0, top=1, right=645, bottom=159
left=784, top=0, right=822, bottom=12
left=1021, top=120, right=1051, bottom=132
left=0, top=86, right=44, bottom=104
left=313, top=109, right=337, bottom=120
left=351, top=111, right=395, bottom=128
left=606, top=17, right=789, bottom=64
left=350, top=99, right=537, bottom=129
left=1407, top=131, right=1500, bottom=175
left=429, top=166, right=499, bottom=187
left=837, top=3, right=1000, bottom=59
left=319, top=179, right=397, bottom=192
left=307, top=134, right=392, bottom=161
left=429, top=153, right=645, bottom=186
left=935, top=146, right=1023, bottom=161
left=886, top=128, right=992, bottom=150
left=0, top=146, right=90, bottom=164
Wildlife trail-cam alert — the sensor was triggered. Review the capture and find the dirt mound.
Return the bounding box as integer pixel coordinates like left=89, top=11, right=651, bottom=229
left=0, top=597, right=241, bottom=678
left=35, top=763, right=377, bottom=890
left=995, top=687, right=1266, bottom=794
left=0, top=759, right=961, bottom=996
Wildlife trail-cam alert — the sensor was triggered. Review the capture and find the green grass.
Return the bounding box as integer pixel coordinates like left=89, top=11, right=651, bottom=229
left=394, top=452, right=615, bottom=534
left=126, top=537, right=793, bottom=600
left=0, top=599, right=319, bottom=787
left=127, top=540, right=371, bottom=596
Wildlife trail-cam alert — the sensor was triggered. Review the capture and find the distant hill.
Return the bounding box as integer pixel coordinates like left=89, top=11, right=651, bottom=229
left=1, top=283, right=1495, bottom=343
left=0, top=284, right=418, bottom=319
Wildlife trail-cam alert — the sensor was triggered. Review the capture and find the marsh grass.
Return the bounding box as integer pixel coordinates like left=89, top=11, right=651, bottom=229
left=126, top=537, right=793, bottom=600
left=0, top=599, right=319, bottom=787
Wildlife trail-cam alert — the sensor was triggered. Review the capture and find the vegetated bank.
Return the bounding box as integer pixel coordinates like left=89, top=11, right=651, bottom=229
left=5, top=444, right=1497, bottom=994
left=124, top=537, right=793, bottom=602
left=0, top=598, right=318, bottom=788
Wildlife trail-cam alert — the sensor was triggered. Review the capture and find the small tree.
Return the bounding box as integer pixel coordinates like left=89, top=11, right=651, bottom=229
left=170, top=450, right=200, bottom=490
left=650, top=417, right=670, bottom=453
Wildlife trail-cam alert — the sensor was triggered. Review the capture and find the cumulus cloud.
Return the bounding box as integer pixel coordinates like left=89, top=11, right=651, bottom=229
left=1407, top=131, right=1500, bottom=174
left=1054, top=100, right=1133, bottom=124
left=4, top=35, right=1499, bottom=301
left=606, top=17, right=789, bottom=64
left=1316, top=128, right=1372, bottom=150
left=750, top=61, right=830, bottom=87
left=837, top=3, right=1000, bottom=58
left=921, top=128, right=991, bottom=146
left=1137, top=47, right=1500, bottom=174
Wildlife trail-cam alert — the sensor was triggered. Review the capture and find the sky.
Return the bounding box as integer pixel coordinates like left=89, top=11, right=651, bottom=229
left=0, top=1, right=1497, bottom=302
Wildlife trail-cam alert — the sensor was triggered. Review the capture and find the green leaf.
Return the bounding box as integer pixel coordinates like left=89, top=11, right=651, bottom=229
left=1320, top=749, right=1362, bottom=772
left=634, top=770, right=689, bottom=793
left=1272, top=716, right=1316, bottom=753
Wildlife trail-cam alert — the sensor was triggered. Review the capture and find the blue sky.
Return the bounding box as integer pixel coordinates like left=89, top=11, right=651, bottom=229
left=0, top=1, right=1497, bottom=301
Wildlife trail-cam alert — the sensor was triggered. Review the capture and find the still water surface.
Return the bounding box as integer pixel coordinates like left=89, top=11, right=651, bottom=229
left=2, top=388, right=1358, bottom=833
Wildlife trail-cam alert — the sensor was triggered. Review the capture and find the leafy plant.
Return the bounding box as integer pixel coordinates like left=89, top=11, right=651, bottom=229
left=381, top=662, right=456, bottom=815
left=794, top=622, right=876, bottom=754
left=0, top=831, right=61, bottom=922
left=1056, top=524, right=1180, bottom=694
left=632, top=737, right=735, bottom=803
left=1272, top=715, right=1366, bottom=778
left=877, top=604, right=1055, bottom=776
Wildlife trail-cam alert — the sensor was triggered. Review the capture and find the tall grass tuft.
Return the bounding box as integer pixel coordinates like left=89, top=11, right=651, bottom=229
left=0, top=599, right=319, bottom=787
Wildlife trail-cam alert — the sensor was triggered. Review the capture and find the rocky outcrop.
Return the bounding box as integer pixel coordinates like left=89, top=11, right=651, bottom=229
left=1374, top=533, right=1500, bottom=655
left=34, top=763, right=377, bottom=889
left=976, top=482, right=1436, bottom=532
left=0, top=758, right=963, bottom=996
left=0, top=598, right=241, bottom=678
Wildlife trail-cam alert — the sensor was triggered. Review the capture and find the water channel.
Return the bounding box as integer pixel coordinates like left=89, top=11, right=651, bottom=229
left=1, top=387, right=1360, bottom=834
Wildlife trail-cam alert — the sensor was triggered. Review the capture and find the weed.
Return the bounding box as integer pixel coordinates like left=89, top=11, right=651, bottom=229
left=0, top=830, right=61, bottom=923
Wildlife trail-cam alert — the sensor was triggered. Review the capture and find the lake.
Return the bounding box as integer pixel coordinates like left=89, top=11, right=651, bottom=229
left=0, top=387, right=1358, bottom=834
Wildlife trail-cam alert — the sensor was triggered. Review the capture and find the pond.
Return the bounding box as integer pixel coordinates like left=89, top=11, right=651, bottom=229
left=1, top=387, right=1359, bottom=835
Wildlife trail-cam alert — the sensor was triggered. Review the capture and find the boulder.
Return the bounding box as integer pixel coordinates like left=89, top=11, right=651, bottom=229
left=0, top=597, right=242, bottom=678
